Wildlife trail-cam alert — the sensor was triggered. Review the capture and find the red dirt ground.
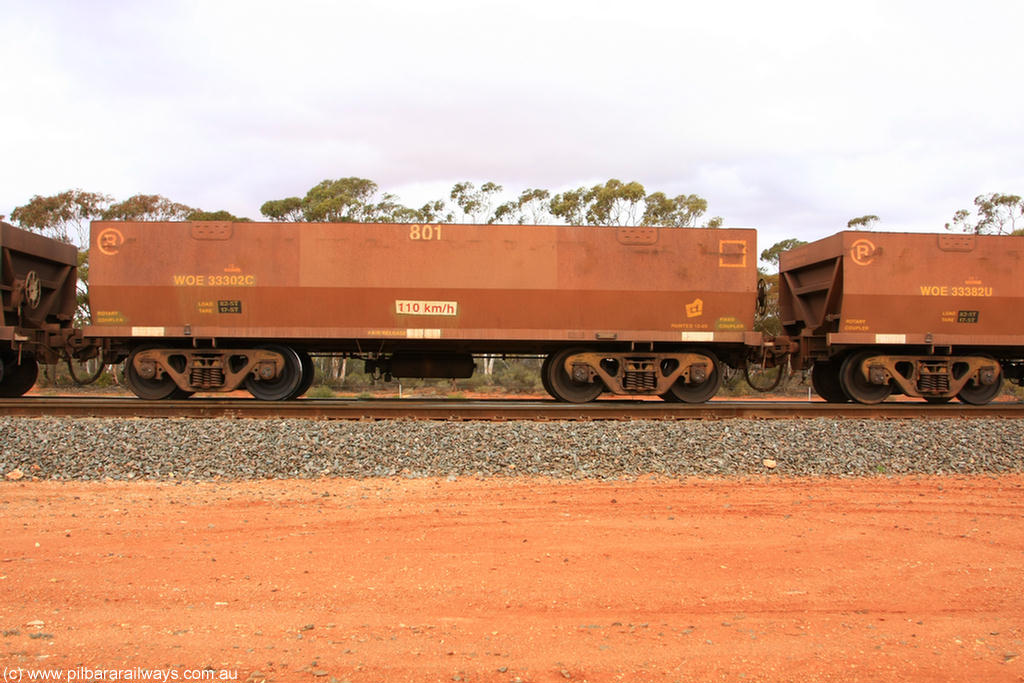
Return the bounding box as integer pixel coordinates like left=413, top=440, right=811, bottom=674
left=2, top=475, right=1023, bottom=682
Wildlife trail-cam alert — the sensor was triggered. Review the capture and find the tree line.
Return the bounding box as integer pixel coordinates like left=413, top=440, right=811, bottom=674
left=6, top=180, right=1020, bottom=251
left=5, top=177, right=728, bottom=248
left=259, top=177, right=725, bottom=228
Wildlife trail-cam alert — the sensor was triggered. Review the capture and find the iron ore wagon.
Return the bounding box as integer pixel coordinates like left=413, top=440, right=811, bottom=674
left=86, top=221, right=760, bottom=402
left=779, top=231, right=1024, bottom=403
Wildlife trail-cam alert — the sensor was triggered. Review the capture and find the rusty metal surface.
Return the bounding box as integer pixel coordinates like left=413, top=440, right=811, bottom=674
left=779, top=231, right=1024, bottom=351
left=87, top=222, right=758, bottom=350
left=1, top=222, right=79, bottom=364
left=2, top=397, right=1022, bottom=420
left=1, top=222, right=78, bottom=333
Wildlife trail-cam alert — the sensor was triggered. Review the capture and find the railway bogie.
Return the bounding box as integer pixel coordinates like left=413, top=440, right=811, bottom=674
left=541, top=347, right=725, bottom=403
left=122, top=344, right=314, bottom=400
left=838, top=351, right=1002, bottom=404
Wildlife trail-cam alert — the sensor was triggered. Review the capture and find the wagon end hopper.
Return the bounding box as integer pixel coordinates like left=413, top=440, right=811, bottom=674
left=779, top=230, right=1024, bottom=404
left=87, top=221, right=759, bottom=400
left=0, top=222, right=79, bottom=396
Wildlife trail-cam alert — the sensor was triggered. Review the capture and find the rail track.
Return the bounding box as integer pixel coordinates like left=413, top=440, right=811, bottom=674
left=2, top=396, right=1023, bottom=420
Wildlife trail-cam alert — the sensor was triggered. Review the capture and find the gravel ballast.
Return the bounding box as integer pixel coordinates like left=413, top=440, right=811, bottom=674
left=1, top=417, right=1022, bottom=481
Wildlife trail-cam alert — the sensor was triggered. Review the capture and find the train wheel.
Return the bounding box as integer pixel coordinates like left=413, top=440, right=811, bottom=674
left=810, top=361, right=849, bottom=403
left=539, top=354, right=556, bottom=399
left=839, top=351, right=892, bottom=404
left=957, top=365, right=1003, bottom=405
left=664, top=349, right=723, bottom=403
left=544, top=348, right=604, bottom=403
left=124, top=346, right=180, bottom=400
left=658, top=359, right=682, bottom=402
left=244, top=345, right=303, bottom=401
left=0, top=355, right=39, bottom=397
left=290, top=350, right=316, bottom=399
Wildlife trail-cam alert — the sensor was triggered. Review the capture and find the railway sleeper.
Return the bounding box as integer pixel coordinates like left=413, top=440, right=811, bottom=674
left=845, top=353, right=1002, bottom=404
left=561, top=351, right=716, bottom=396
left=129, top=347, right=287, bottom=394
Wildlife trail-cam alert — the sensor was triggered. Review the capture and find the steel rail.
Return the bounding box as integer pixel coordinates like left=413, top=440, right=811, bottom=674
left=2, top=397, right=1023, bottom=420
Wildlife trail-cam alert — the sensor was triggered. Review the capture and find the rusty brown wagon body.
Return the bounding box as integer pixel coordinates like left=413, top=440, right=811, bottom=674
left=87, top=221, right=760, bottom=401
left=779, top=231, right=1024, bottom=404
left=0, top=222, right=79, bottom=396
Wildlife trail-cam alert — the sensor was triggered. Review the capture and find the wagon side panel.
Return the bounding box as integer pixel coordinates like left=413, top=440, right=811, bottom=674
left=87, top=221, right=757, bottom=348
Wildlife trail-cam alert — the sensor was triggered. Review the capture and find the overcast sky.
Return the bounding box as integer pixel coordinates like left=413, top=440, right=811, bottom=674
left=2, top=0, right=1022, bottom=252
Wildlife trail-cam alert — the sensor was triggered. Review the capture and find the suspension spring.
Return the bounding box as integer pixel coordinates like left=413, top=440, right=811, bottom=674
left=623, top=370, right=657, bottom=392
left=918, top=363, right=950, bottom=394
left=190, top=366, right=225, bottom=389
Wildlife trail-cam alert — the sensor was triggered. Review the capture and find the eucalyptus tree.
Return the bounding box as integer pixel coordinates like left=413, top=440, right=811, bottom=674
left=643, top=192, right=722, bottom=228
left=847, top=214, right=879, bottom=230
left=946, top=193, right=1022, bottom=235
left=11, top=189, right=112, bottom=246
left=103, top=194, right=196, bottom=221
left=492, top=188, right=552, bottom=224
left=449, top=181, right=503, bottom=223
left=551, top=180, right=720, bottom=228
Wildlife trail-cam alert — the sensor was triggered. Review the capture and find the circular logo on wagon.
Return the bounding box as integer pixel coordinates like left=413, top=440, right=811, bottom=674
left=849, top=238, right=877, bottom=266
left=97, top=228, right=125, bottom=256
